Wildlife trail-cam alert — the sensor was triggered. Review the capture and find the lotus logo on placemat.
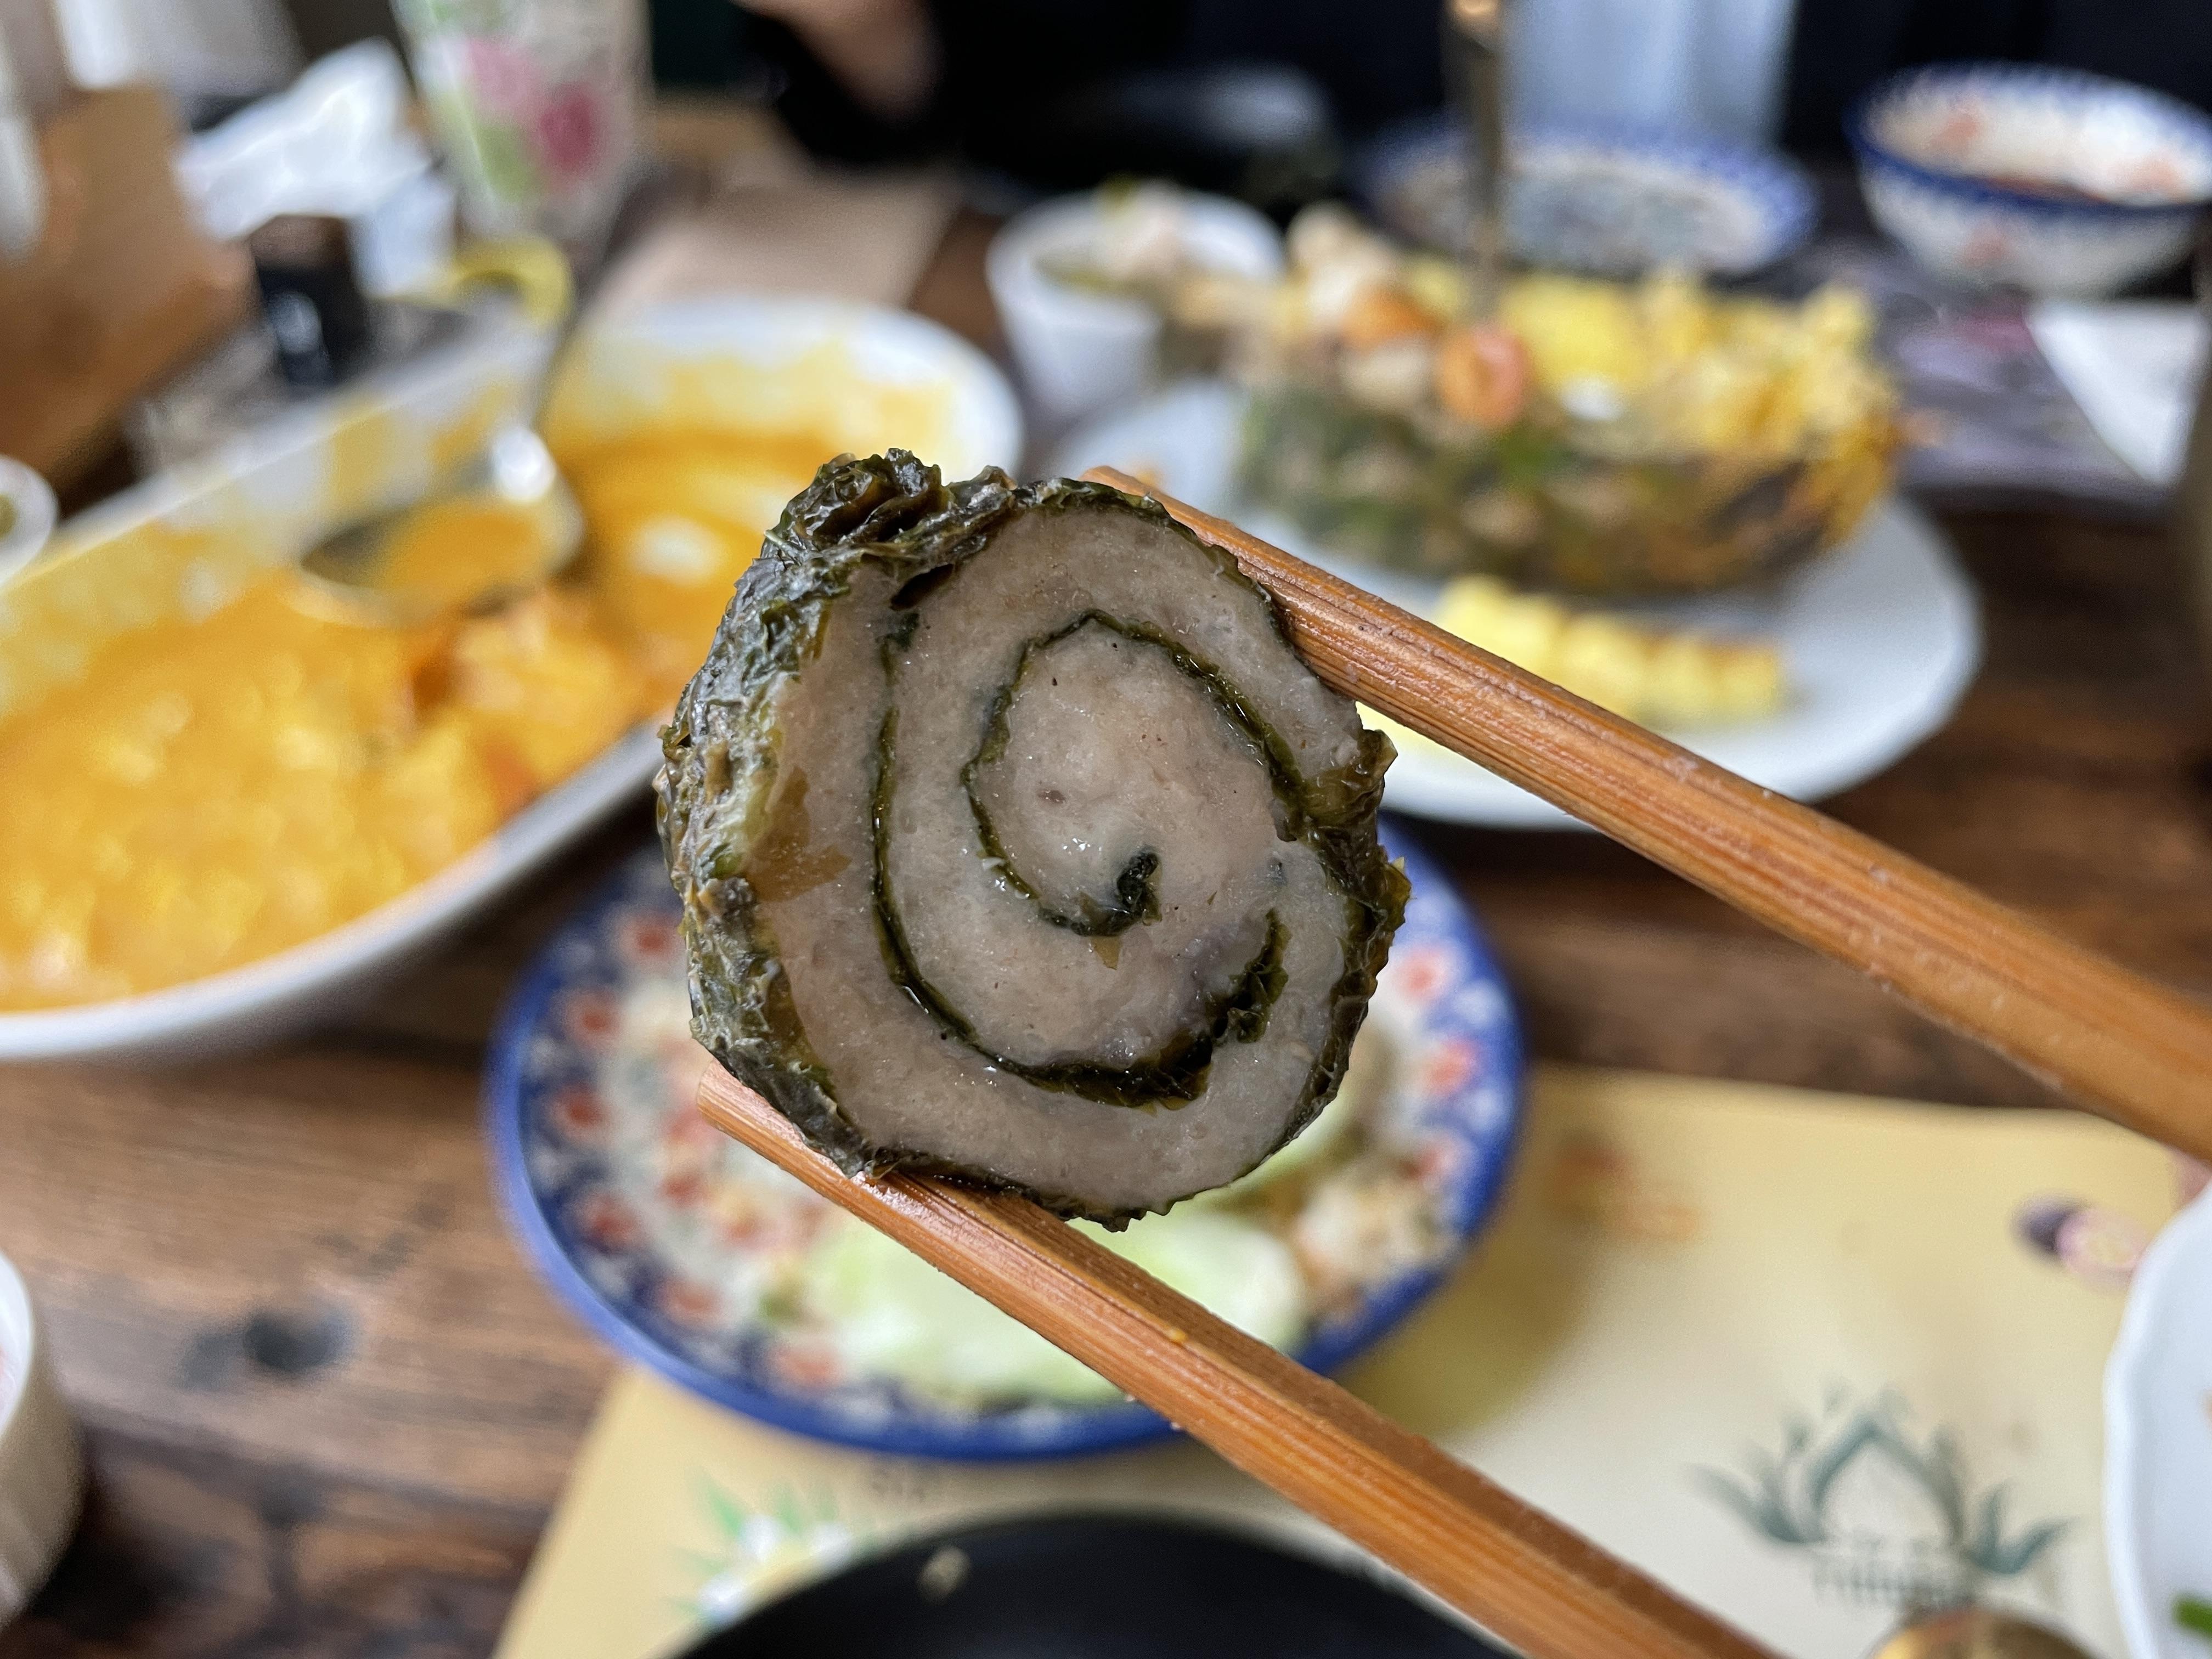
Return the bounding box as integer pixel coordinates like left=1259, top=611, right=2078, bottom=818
left=1695, top=1389, right=2072, bottom=1609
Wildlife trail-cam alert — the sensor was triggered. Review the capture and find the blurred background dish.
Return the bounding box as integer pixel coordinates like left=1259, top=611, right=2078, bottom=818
left=538, top=295, right=1023, bottom=699
left=985, top=184, right=1283, bottom=429
left=677, top=1513, right=1499, bottom=1658
left=486, top=832, right=1522, bottom=1460
left=0, top=292, right=1018, bottom=1060
left=1356, top=117, right=1817, bottom=278
left=1053, top=380, right=1978, bottom=830
left=1850, top=65, right=2212, bottom=298
left=1227, top=206, right=1898, bottom=597
left=2105, top=1187, right=2212, bottom=1659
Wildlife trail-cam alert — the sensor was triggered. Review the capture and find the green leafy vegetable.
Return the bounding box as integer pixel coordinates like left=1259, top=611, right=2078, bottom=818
left=2177, top=1596, right=2212, bottom=1641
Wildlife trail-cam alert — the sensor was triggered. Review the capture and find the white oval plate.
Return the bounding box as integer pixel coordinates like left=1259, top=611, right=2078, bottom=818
left=2106, top=1187, right=2212, bottom=1659
left=0, top=297, right=1021, bottom=1062
left=1052, top=380, right=1982, bottom=829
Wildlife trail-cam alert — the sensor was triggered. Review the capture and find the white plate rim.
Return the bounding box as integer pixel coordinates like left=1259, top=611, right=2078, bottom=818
left=2105, top=1186, right=2212, bottom=1659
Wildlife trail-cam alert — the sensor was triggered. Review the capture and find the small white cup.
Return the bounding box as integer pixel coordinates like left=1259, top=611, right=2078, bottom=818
left=0, top=1251, right=83, bottom=1625
left=0, top=458, right=56, bottom=589
left=986, top=191, right=1283, bottom=432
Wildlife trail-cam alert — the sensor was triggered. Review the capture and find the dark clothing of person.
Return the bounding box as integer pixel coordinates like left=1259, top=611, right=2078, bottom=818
left=650, top=0, right=2212, bottom=198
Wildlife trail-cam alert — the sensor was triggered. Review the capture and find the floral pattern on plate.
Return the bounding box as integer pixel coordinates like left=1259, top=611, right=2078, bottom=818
left=486, top=826, right=1522, bottom=1459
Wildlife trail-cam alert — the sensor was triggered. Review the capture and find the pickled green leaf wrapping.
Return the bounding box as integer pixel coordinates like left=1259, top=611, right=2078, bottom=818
left=657, top=452, right=1405, bottom=1222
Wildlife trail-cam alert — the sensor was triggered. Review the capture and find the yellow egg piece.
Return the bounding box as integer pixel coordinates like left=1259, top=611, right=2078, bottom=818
left=1500, top=274, right=1650, bottom=397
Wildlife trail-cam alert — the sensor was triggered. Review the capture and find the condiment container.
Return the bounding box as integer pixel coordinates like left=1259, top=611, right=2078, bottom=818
left=0, top=1250, right=82, bottom=1624
left=249, top=212, right=375, bottom=388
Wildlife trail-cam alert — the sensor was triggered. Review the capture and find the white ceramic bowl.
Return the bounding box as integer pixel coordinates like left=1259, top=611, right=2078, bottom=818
left=0, top=1252, right=82, bottom=1624
left=0, top=459, right=55, bottom=586
left=1851, top=64, right=2212, bottom=297
left=986, top=190, right=1283, bottom=428
left=2106, top=1184, right=2212, bottom=1659
left=0, top=297, right=1020, bottom=1062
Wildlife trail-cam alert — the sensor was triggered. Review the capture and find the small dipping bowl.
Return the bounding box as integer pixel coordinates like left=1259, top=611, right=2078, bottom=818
left=0, top=1250, right=83, bottom=1622
left=1850, top=64, right=2212, bottom=297
left=987, top=190, right=1284, bottom=430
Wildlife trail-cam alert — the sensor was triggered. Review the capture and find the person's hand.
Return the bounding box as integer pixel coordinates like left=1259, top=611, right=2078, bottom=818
left=737, top=0, right=940, bottom=122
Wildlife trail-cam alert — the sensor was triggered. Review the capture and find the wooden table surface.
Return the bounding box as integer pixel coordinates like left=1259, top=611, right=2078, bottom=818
left=5, top=210, right=2211, bottom=1655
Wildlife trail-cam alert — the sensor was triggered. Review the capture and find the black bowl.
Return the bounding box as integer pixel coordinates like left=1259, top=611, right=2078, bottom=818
left=684, top=1513, right=1503, bottom=1659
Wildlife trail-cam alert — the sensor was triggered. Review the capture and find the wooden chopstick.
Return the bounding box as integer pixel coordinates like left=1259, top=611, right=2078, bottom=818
left=1083, top=467, right=2212, bottom=1162
left=698, top=1067, right=1776, bottom=1659
left=690, top=485, right=2207, bottom=1659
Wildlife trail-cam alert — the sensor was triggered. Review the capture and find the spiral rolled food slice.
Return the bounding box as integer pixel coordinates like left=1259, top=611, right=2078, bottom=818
left=658, top=452, right=1406, bottom=1222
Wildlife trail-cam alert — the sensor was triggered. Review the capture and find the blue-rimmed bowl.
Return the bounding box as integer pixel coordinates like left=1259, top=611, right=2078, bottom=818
left=1355, top=115, right=1816, bottom=276
left=485, top=830, right=1522, bottom=1461
left=1849, top=64, right=2212, bottom=297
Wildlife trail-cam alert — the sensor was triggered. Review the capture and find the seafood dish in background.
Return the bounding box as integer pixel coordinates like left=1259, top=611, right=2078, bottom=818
left=1233, top=205, right=1899, bottom=595
left=489, top=837, right=1520, bottom=1455
left=1052, top=380, right=1978, bottom=830
left=0, top=296, right=1018, bottom=1056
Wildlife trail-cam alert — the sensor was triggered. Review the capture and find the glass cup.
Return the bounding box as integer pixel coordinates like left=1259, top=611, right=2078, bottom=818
left=392, top=0, right=647, bottom=262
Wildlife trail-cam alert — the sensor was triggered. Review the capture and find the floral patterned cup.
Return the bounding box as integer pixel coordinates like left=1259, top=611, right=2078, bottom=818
left=393, top=0, right=646, bottom=256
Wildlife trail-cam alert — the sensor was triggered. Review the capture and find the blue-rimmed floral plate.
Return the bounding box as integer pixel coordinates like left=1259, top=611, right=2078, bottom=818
left=1850, top=64, right=2212, bottom=297
left=1355, top=116, right=1816, bottom=276
left=485, top=827, right=1521, bottom=1460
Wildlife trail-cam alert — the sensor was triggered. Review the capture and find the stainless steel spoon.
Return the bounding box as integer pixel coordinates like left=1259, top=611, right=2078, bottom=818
left=296, top=280, right=585, bottom=628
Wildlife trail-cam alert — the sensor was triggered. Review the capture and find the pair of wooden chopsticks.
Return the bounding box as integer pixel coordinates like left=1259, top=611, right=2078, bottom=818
left=698, top=472, right=2212, bottom=1659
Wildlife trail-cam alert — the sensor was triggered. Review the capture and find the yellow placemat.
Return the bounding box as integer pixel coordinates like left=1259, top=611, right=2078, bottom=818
left=495, top=1065, right=2185, bottom=1659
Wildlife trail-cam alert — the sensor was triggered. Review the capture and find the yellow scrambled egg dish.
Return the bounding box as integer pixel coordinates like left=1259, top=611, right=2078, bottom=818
left=0, top=420, right=850, bottom=1010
